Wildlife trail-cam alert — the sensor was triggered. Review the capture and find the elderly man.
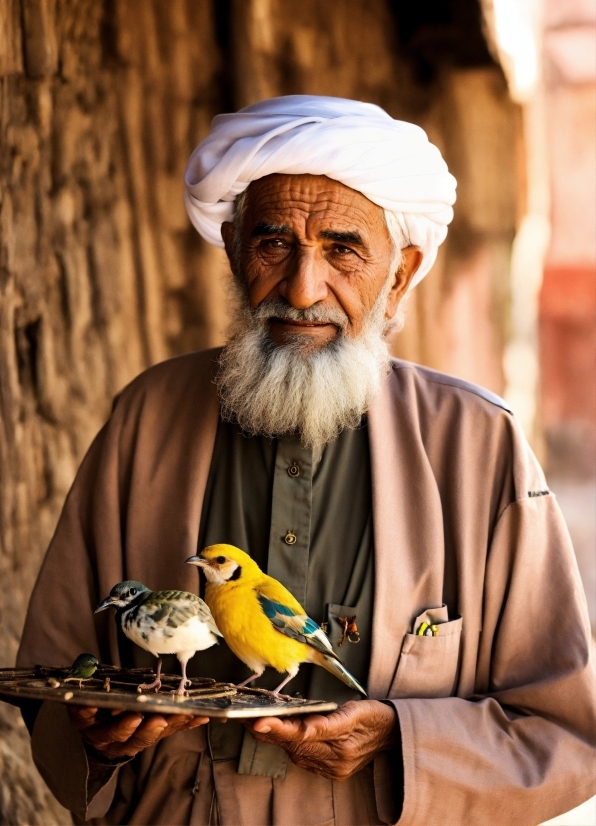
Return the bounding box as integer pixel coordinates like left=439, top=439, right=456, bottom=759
left=18, top=96, right=595, bottom=826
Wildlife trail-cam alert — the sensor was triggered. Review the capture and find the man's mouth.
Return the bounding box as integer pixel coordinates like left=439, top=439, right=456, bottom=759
left=269, top=317, right=336, bottom=329
left=267, top=317, right=340, bottom=345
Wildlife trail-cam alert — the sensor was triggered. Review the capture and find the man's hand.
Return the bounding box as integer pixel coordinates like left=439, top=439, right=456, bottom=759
left=244, top=700, right=398, bottom=781
left=67, top=705, right=209, bottom=761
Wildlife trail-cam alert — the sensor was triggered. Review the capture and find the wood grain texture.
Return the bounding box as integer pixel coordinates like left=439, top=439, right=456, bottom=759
left=0, top=1, right=518, bottom=821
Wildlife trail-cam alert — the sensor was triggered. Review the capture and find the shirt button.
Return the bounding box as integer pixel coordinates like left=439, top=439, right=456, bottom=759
left=287, top=462, right=300, bottom=478
left=284, top=531, right=297, bottom=545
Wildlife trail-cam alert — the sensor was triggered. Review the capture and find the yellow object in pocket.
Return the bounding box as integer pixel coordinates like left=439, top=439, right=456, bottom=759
left=417, top=621, right=439, bottom=637
left=389, top=608, right=463, bottom=699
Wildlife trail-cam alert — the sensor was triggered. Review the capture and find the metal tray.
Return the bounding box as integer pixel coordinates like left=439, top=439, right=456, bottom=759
left=0, top=666, right=337, bottom=718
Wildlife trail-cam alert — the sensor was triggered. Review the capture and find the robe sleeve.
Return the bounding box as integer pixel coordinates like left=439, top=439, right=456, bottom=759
left=30, top=701, right=126, bottom=821
left=16, top=353, right=217, bottom=824
left=16, top=420, right=127, bottom=820
left=376, top=493, right=596, bottom=826
left=17, top=417, right=125, bottom=669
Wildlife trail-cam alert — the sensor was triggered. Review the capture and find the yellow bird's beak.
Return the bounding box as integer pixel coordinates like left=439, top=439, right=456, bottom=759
left=185, top=554, right=207, bottom=568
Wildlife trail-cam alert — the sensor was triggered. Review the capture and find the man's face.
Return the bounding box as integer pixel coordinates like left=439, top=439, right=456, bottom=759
left=221, top=174, right=421, bottom=350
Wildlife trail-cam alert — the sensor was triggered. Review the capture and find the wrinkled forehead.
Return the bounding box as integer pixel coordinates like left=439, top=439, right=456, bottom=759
left=242, top=173, right=387, bottom=240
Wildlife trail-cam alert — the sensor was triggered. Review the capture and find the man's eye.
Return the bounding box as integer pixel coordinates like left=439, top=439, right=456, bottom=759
left=262, top=238, right=287, bottom=249
left=332, top=245, right=353, bottom=255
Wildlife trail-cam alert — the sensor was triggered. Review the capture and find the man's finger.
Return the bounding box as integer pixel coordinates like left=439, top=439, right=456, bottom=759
left=250, top=716, right=295, bottom=736
left=122, top=718, right=168, bottom=751
left=67, top=706, right=100, bottom=730
left=295, top=704, right=366, bottom=741
left=249, top=705, right=361, bottom=749
left=252, top=712, right=334, bottom=740
left=186, top=716, right=210, bottom=728
left=123, top=712, right=204, bottom=743
left=123, top=713, right=209, bottom=751
left=160, top=714, right=209, bottom=732
left=299, top=711, right=351, bottom=739
left=91, top=712, right=146, bottom=747
left=76, top=705, right=98, bottom=716
left=68, top=705, right=98, bottom=721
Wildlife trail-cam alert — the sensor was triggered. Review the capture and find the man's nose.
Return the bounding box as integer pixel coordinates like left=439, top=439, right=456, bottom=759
left=277, top=248, right=328, bottom=309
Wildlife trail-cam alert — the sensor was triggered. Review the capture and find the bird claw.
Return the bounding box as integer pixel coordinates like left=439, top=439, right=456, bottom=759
left=137, top=679, right=162, bottom=693
left=171, top=678, right=192, bottom=697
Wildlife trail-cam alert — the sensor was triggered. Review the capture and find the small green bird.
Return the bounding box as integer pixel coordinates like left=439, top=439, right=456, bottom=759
left=64, top=653, right=99, bottom=686
left=186, top=544, right=367, bottom=696
left=95, top=581, right=222, bottom=695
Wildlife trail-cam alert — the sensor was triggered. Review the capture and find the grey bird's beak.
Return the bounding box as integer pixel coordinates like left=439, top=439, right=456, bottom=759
left=185, top=555, right=206, bottom=567
left=94, top=596, right=116, bottom=614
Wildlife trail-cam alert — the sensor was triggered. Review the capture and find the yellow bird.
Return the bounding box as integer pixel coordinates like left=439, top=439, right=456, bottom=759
left=185, top=544, right=367, bottom=696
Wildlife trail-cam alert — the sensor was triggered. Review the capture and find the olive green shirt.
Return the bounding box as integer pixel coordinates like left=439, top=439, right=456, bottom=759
left=192, top=418, right=375, bottom=778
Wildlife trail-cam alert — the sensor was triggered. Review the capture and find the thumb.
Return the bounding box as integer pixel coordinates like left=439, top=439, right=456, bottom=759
left=250, top=716, right=301, bottom=737
left=300, top=706, right=358, bottom=740
left=256, top=713, right=336, bottom=742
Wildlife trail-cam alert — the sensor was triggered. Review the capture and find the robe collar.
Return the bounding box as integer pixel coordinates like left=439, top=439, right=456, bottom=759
left=367, top=363, right=445, bottom=699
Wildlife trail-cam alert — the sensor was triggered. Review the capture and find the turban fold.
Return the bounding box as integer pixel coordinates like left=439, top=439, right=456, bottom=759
left=184, top=95, right=457, bottom=287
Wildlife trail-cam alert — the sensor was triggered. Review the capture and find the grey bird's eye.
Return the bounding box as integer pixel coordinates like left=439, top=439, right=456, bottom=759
left=216, top=556, right=226, bottom=564
left=130, top=588, right=137, bottom=596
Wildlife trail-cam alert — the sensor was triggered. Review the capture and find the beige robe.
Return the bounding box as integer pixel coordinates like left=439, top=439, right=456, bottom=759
left=17, top=349, right=596, bottom=825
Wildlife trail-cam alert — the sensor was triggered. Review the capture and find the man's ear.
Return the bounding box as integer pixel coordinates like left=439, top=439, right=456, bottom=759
left=221, top=221, right=235, bottom=262
left=385, top=246, right=423, bottom=319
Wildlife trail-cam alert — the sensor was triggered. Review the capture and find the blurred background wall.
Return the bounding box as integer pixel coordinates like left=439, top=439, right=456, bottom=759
left=0, top=1, right=593, bottom=823
left=539, top=0, right=596, bottom=640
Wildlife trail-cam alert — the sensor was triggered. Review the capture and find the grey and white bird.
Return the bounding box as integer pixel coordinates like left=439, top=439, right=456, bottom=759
left=95, top=580, right=222, bottom=695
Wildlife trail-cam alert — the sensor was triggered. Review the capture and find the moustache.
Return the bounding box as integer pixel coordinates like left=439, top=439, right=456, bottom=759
left=250, top=297, right=349, bottom=331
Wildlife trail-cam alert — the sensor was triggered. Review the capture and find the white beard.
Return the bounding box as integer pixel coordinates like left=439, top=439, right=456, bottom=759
left=215, top=274, right=397, bottom=448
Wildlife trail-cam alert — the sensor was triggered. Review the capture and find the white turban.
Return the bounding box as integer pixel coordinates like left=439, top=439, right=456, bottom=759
left=184, top=95, right=457, bottom=288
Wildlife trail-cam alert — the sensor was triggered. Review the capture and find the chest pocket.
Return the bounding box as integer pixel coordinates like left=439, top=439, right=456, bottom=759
left=389, top=605, right=462, bottom=699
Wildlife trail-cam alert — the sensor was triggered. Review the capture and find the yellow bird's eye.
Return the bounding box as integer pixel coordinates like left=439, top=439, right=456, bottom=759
left=216, top=556, right=226, bottom=564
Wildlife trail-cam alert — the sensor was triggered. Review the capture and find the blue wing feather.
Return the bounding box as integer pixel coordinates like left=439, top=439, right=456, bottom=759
left=259, top=597, right=295, bottom=618
left=303, top=618, right=319, bottom=634
left=259, top=598, right=277, bottom=619
left=257, top=594, right=337, bottom=659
